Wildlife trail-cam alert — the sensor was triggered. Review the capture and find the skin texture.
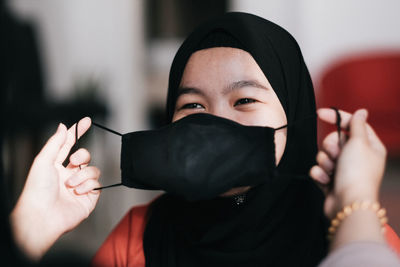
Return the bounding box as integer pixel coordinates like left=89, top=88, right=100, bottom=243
left=10, top=118, right=101, bottom=261
left=310, top=109, right=387, bottom=250
left=172, top=47, right=287, bottom=195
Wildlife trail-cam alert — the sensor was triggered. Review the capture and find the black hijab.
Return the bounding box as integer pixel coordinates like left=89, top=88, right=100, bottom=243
left=143, top=12, right=328, bottom=267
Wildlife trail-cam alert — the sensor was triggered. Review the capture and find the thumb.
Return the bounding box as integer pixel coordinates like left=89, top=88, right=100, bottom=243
left=36, top=123, right=68, bottom=162
left=349, top=109, right=368, bottom=140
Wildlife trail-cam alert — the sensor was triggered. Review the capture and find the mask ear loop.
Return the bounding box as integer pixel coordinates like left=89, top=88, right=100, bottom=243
left=274, top=113, right=317, bottom=131
left=328, top=107, right=342, bottom=190
left=92, top=122, right=124, bottom=191
left=330, top=107, right=342, bottom=148
left=92, top=122, right=123, bottom=137
left=72, top=121, right=82, bottom=170
left=93, top=183, right=123, bottom=190
left=73, top=120, right=124, bottom=191
left=274, top=111, right=342, bottom=188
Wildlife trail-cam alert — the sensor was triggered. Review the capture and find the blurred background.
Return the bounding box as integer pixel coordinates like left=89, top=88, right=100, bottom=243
left=2, top=0, right=399, bottom=265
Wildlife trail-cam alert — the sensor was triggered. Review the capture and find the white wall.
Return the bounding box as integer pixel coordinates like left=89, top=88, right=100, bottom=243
left=9, top=0, right=147, bottom=129
left=230, top=0, right=400, bottom=81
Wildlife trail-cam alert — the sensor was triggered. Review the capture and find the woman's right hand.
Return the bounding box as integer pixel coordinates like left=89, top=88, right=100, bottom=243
left=10, top=118, right=101, bottom=261
left=309, top=108, right=387, bottom=219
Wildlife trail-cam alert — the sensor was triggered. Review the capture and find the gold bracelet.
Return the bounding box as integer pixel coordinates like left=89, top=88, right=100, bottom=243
left=327, top=200, right=388, bottom=240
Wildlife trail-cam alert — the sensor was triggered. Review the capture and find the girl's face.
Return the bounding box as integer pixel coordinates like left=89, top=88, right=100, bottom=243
left=173, top=47, right=287, bottom=161
left=172, top=47, right=287, bottom=195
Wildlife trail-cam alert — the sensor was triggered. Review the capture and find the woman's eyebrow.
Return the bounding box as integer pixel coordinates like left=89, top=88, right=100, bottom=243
left=176, top=87, right=206, bottom=98
left=223, top=80, right=269, bottom=94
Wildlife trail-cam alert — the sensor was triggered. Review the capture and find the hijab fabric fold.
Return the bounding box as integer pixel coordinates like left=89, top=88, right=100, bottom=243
left=144, top=12, right=328, bottom=267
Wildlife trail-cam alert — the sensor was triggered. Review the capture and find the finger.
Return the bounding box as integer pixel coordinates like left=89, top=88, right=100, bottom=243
left=350, top=110, right=386, bottom=155
left=321, top=131, right=347, bottom=159
left=317, top=108, right=353, bottom=129
left=316, top=151, right=335, bottom=174
left=56, top=117, right=92, bottom=165
left=66, top=166, right=101, bottom=187
left=35, top=123, right=67, bottom=163
left=309, top=165, right=331, bottom=184
left=318, top=107, right=380, bottom=144
left=349, top=109, right=368, bottom=140
left=74, top=179, right=101, bottom=195
left=324, top=195, right=336, bottom=219
left=309, top=166, right=330, bottom=196
left=67, top=148, right=91, bottom=168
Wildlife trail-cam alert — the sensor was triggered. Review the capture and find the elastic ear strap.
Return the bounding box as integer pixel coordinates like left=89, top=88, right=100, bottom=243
left=93, top=183, right=123, bottom=191
left=80, top=121, right=124, bottom=191
left=275, top=113, right=317, bottom=131
left=330, top=107, right=342, bottom=148
left=326, top=107, right=342, bottom=191
left=92, top=122, right=123, bottom=136
left=73, top=121, right=123, bottom=169
left=73, top=121, right=82, bottom=170
left=275, top=124, right=288, bottom=131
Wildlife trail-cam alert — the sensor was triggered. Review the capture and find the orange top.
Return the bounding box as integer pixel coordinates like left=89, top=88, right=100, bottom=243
left=91, top=204, right=148, bottom=267
left=385, top=224, right=400, bottom=255
left=91, top=203, right=400, bottom=267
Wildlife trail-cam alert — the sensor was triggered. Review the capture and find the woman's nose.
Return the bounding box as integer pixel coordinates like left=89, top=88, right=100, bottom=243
left=208, top=104, right=235, bottom=122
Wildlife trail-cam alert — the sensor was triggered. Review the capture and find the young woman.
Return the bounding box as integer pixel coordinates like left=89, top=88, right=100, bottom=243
left=92, top=12, right=399, bottom=266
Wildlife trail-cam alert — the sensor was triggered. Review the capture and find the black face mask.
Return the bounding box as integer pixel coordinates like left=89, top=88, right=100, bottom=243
left=84, top=108, right=342, bottom=202
left=90, top=113, right=290, bottom=201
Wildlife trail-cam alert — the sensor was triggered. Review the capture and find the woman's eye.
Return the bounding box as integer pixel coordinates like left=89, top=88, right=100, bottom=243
left=234, top=98, right=256, bottom=106
left=180, top=103, right=204, bottom=110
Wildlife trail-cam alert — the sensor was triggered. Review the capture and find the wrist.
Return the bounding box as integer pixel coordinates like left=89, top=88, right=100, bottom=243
left=329, top=201, right=386, bottom=250
left=10, top=196, right=61, bottom=261
left=338, top=187, right=378, bottom=208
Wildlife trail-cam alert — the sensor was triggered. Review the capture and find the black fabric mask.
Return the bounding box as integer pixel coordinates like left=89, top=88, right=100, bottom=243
left=92, top=113, right=292, bottom=201
left=121, top=113, right=280, bottom=201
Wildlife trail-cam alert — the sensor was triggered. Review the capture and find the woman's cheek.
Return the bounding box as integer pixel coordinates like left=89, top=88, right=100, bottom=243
left=274, top=128, right=287, bottom=165
left=171, top=112, right=182, bottom=122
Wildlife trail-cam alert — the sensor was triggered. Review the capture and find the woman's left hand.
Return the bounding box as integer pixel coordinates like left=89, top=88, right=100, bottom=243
left=10, top=117, right=101, bottom=261
left=309, top=108, right=386, bottom=219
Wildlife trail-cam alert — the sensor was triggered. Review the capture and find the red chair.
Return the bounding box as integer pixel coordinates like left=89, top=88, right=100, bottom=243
left=316, top=52, right=400, bottom=156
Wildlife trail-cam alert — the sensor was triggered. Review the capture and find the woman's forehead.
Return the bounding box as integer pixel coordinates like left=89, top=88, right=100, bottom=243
left=180, top=47, right=271, bottom=89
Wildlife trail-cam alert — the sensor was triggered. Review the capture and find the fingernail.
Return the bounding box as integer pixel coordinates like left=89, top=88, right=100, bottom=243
left=356, top=109, right=368, bottom=121
left=56, top=123, right=62, bottom=132
left=57, top=123, right=66, bottom=133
